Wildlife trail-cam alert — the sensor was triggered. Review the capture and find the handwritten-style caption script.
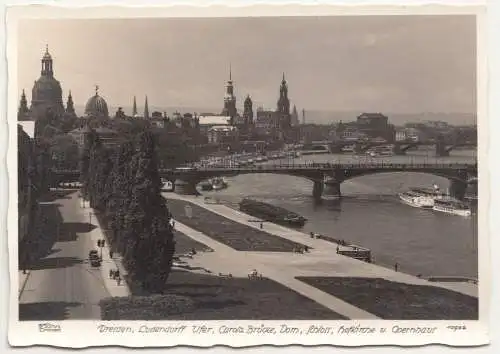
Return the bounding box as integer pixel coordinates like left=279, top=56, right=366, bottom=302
left=94, top=323, right=460, bottom=336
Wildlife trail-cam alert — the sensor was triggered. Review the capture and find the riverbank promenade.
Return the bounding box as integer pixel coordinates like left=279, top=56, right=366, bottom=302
left=164, top=193, right=477, bottom=319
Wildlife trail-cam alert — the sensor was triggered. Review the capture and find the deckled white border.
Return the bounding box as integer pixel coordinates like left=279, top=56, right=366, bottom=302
left=2, top=1, right=493, bottom=350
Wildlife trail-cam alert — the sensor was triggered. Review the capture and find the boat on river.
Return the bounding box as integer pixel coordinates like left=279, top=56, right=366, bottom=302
left=433, top=199, right=472, bottom=217
left=239, top=198, right=307, bottom=227
left=212, top=177, right=228, bottom=191
left=398, top=191, right=434, bottom=209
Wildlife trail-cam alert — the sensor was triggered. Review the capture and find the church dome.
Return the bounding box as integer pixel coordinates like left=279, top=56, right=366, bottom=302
left=30, top=46, right=65, bottom=116
left=85, top=89, right=109, bottom=118
left=32, top=76, right=63, bottom=103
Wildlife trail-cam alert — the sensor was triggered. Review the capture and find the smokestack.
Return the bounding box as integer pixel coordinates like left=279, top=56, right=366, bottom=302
left=302, top=109, right=306, bottom=125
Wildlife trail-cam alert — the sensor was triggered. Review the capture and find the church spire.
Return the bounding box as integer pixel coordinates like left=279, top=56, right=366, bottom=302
left=18, top=89, right=29, bottom=120
left=41, top=45, right=53, bottom=77
left=229, top=63, right=232, bottom=81
left=66, top=90, right=75, bottom=114
left=132, top=96, right=137, bottom=116
left=144, top=95, right=149, bottom=119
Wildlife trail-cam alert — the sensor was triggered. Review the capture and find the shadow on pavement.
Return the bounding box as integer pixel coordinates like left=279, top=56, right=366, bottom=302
left=19, top=301, right=82, bottom=321
left=58, top=222, right=96, bottom=241
left=39, top=190, right=76, bottom=203
left=19, top=203, right=62, bottom=269
left=28, top=256, right=83, bottom=270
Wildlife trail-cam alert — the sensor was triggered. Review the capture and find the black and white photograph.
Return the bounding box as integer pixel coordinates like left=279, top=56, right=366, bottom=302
left=8, top=3, right=488, bottom=348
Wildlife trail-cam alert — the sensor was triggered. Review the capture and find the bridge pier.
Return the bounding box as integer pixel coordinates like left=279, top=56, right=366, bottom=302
left=393, top=144, right=406, bottom=156
left=436, top=136, right=450, bottom=157
left=312, top=180, right=324, bottom=200
left=449, top=180, right=467, bottom=200
left=323, top=177, right=342, bottom=200
left=174, top=179, right=199, bottom=195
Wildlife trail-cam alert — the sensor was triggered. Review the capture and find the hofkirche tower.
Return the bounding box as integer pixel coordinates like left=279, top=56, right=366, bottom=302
left=276, top=72, right=291, bottom=130
left=29, top=45, right=65, bottom=117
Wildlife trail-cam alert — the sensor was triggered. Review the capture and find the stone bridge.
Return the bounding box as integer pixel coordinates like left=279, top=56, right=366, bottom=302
left=50, top=162, right=477, bottom=200
left=165, top=162, right=477, bottom=200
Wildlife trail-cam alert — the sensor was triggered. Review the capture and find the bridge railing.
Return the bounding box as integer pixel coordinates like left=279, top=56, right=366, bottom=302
left=50, top=162, right=477, bottom=175
left=167, top=162, right=477, bottom=172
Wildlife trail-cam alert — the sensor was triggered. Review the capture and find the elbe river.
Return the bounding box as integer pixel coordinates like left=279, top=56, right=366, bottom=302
left=201, top=148, right=478, bottom=278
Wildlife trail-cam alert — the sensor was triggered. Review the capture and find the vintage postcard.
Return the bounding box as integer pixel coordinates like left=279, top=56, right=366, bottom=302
left=7, top=2, right=489, bottom=348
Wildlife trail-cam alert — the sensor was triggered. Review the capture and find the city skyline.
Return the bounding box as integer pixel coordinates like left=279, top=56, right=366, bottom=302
left=17, top=15, right=476, bottom=118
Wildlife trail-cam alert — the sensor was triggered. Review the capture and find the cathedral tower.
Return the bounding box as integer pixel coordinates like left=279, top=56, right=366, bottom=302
left=277, top=72, right=290, bottom=115
left=276, top=72, right=291, bottom=130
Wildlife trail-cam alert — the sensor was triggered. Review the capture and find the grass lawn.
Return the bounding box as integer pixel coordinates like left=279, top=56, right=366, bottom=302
left=166, top=199, right=307, bottom=252
left=296, top=276, right=478, bottom=320
left=100, top=270, right=346, bottom=320
left=173, top=230, right=212, bottom=255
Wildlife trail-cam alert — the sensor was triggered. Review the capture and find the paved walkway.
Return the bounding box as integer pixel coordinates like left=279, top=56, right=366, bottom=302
left=80, top=198, right=130, bottom=297
left=173, top=221, right=377, bottom=319
left=166, top=193, right=478, bottom=298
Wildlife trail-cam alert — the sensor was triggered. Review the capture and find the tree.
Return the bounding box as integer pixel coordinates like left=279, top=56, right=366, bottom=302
left=123, top=131, right=175, bottom=292
left=79, top=127, right=98, bottom=199
left=105, top=141, right=135, bottom=252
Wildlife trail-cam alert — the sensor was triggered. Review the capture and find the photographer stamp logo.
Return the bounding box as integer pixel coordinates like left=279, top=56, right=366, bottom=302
left=38, top=323, right=62, bottom=333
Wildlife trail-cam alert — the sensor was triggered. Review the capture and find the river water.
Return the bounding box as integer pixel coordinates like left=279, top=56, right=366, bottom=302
left=200, top=148, right=479, bottom=278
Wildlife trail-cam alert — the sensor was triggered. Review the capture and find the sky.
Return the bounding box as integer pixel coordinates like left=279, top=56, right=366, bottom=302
left=17, top=16, right=477, bottom=116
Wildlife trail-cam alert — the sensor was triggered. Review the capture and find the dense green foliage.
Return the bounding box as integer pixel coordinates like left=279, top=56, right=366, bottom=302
left=81, top=127, right=176, bottom=293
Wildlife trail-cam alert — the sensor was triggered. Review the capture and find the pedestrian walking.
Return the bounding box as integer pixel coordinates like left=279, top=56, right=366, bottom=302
left=109, top=269, right=114, bottom=279
left=117, top=276, right=121, bottom=286
left=172, top=220, right=176, bottom=229
left=109, top=250, right=114, bottom=258
left=336, top=245, right=340, bottom=254
left=260, top=222, right=263, bottom=229
left=115, top=269, right=120, bottom=279
left=394, top=263, right=399, bottom=272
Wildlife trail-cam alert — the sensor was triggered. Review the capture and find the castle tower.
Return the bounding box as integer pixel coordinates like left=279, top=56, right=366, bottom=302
left=243, top=94, right=254, bottom=125
left=144, top=96, right=149, bottom=119
left=66, top=90, right=75, bottom=115
left=132, top=96, right=137, bottom=117
left=221, top=64, right=237, bottom=124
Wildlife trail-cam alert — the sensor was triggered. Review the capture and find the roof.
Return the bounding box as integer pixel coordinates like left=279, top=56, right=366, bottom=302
left=95, top=126, right=117, bottom=134
left=357, top=112, right=388, bottom=119
left=208, top=125, right=236, bottom=132
left=18, top=121, right=35, bottom=138
left=69, top=125, right=92, bottom=135
left=198, top=115, right=231, bottom=126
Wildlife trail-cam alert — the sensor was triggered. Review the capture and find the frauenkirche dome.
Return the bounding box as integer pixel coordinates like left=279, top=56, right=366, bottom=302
left=30, top=45, right=65, bottom=116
